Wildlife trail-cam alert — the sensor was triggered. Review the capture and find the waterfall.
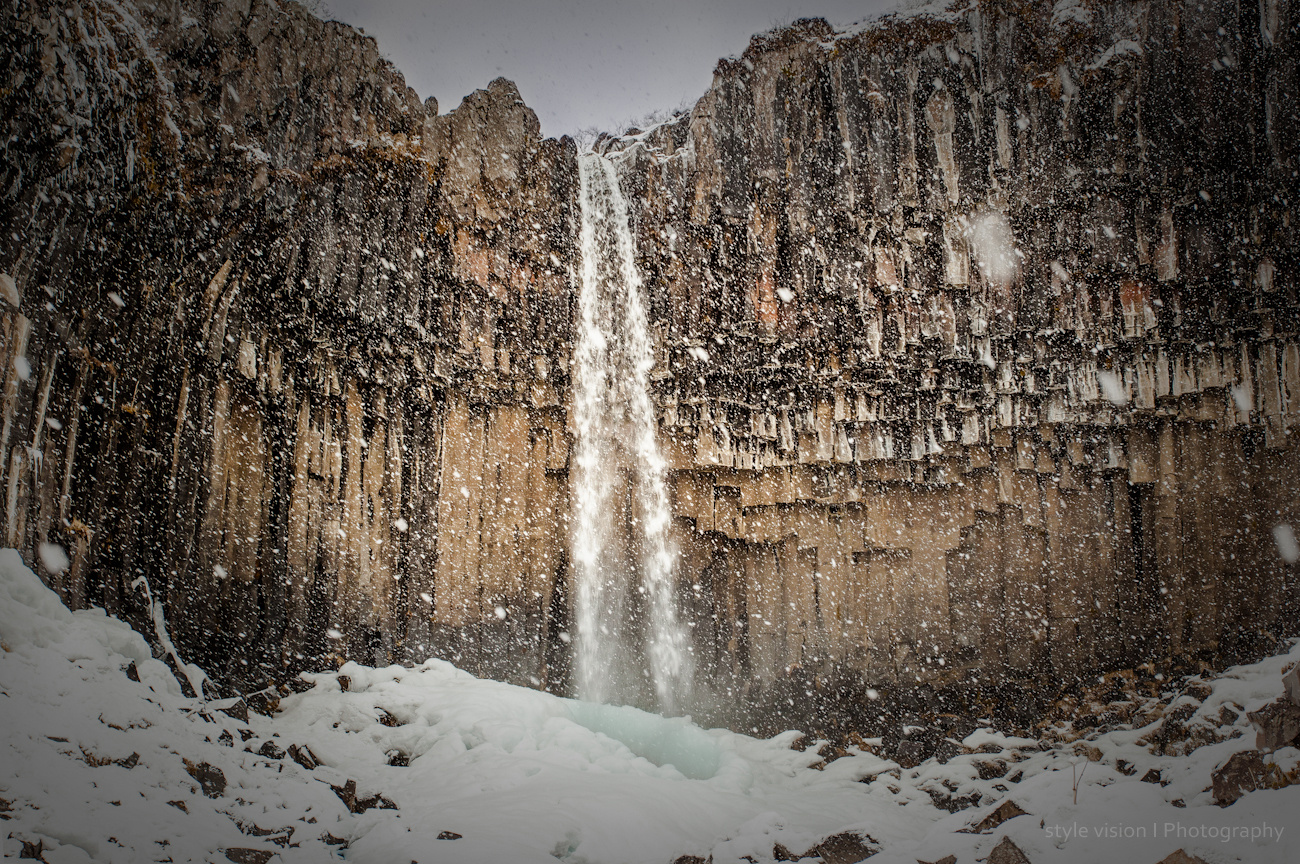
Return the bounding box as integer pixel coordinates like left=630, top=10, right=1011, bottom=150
left=572, top=151, right=691, bottom=713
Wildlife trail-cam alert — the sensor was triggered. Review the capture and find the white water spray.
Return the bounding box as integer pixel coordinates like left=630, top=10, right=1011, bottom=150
left=573, top=152, right=691, bottom=713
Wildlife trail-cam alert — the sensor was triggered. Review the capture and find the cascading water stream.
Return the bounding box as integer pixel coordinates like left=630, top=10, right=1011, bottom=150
left=573, top=151, right=692, bottom=714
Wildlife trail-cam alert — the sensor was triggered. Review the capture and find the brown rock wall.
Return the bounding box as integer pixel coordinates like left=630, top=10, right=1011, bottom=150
left=608, top=2, right=1300, bottom=688
left=664, top=424, right=1300, bottom=688
left=0, top=0, right=576, bottom=687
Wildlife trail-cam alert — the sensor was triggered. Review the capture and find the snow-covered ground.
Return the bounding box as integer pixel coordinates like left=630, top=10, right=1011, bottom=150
left=1, top=549, right=1296, bottom=863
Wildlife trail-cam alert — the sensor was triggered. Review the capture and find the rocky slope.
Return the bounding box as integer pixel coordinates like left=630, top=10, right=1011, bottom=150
left=1, top=0, right=1298, bottom=723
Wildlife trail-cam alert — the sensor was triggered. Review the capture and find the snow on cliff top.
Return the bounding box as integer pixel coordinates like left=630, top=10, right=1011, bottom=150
left=2, top=550, right=1298, bottom=863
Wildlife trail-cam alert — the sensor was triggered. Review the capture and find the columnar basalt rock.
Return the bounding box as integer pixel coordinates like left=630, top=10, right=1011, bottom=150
left=1, top=0, right=1298, bottom=714
left=606, top=3, right=1300, bottom=694
left=0, top=0, right=576, bottom=687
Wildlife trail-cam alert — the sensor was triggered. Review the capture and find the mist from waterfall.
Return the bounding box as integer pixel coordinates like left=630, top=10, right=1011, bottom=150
left=572, top=151, right=691, bottom=714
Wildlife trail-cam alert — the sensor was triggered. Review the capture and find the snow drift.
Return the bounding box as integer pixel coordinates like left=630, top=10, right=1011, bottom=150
left=2, top=550, right=1298, bottom=863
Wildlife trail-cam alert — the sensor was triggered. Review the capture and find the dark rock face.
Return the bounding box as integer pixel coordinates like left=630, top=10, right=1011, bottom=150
left=605, top=3, right=1300, bottom=695
left=2, top=0, right=1299, bottom=721
left=0, top=0, right=575, bottom=687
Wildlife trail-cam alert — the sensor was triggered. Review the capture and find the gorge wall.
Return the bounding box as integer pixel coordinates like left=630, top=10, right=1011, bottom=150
left=611, top=2, right=1300, bottom=699
left=0, top=0, right=578, bottom=688
left=2, top=0, right=1298, bottom=717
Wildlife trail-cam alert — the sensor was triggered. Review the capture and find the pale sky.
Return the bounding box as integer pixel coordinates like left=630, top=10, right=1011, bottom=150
left=321, top=0, right=898, bottom=138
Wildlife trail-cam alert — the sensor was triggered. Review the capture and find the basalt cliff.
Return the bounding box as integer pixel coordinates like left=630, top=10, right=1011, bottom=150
left=2, top=0, right=1298, bottom=728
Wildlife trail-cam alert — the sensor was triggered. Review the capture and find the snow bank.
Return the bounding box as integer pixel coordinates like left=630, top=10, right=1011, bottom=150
left=3, top=550, right=1298, bottom=863
left=0, top=552, right=887, bottom=863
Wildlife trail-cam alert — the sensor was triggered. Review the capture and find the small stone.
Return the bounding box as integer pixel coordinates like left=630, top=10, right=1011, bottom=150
left=816, top=831, right=878, bottom=864
left=167, top=800, right=188, bottom=813
left=672, top=857, right=709, bottom=864
left=774, top=841, right=812, bottom=861
left=332, top=779, right=397, bottom=813
left=19, top=838, right=44, bottom=860
left=1211, top=750, right=1267, bottom=806
left=224, top=849, right=273, bottom=864
left=245, top=692, right=279, bottom=716
left=1140, top=768, right=1163, bottom=784
left=965, top=799, right=1028, bottom=834
left=918, top=856, right=957, bottom=864
left=184, top=759, right=226, bottom=798
left=437, top=831, right=463, bottom=840
left=332, top=779, right=358, bottom=812
left=288, top=743, right=319, bottom=770
left=257, top=740, right=285, bottom=759
left=1247, top=698, right=1300, bottom=751
left=987, top=835, right=1031, bottom=864
left=1156, top=850, right=1209, bottom=864
left=219, top=700, right=249, bottom=724
left=1283, top=664, right=1300, bottom=708
left=124, top=661, right=139, bottom=682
